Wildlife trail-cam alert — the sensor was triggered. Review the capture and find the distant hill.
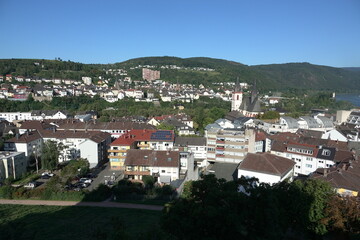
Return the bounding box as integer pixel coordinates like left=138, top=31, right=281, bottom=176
left=1, top=57, right=360, bottom=91
left=343, top=67, right=360, bottom=72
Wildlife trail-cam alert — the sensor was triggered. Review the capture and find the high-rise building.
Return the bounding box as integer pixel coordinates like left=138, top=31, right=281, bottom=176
left=142, top=68, right=160, bottom=81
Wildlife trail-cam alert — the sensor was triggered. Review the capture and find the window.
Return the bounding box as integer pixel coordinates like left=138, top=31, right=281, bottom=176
left=165, top=143, right=169, bottom=146
left=306, top=157, right=313, bottom=161
left=318, top=160, right=324, bottom=163
left=322, top=149, right=331, bottom=156
left=305, top=164, right=312, bottom=168
left=161, top=170, right=165, bottom=173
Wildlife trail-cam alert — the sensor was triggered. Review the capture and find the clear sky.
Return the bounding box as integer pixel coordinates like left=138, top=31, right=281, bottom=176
left=0, top=0, right=359, bottom=67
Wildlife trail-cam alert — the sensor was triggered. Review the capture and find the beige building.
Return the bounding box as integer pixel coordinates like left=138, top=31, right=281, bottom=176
left=206, top=128, right=255, bottom=164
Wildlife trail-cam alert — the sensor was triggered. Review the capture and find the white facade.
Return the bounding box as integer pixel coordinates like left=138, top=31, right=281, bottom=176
left=4, top=137, right=42, bottom=158
left=0, top=112, right=32, bottom=122
left=0, top=152, right=27, bottom=181
left=82, top=77, right=92, bottom=85
left=271, top=149, right=336, bottom=176
left=0, top=111, right=68, bottom=122
left=321, top=130, right=348, bottom=142
left=79, top=139, right=100, bottom=168
left=238, top=168, right=293, bottom=185
left=124, top=89, right=144, bottom=99
left=231, top=91, right=243, bottom=111
left=149, top=141, right=174, bottom=151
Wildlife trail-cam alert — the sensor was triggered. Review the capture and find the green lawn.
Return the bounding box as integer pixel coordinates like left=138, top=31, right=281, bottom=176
left=0, top=204, right=162, bottom=240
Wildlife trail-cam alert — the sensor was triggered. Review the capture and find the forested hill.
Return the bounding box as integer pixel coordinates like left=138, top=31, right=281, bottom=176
left=1, top=57, right=360, bottom=91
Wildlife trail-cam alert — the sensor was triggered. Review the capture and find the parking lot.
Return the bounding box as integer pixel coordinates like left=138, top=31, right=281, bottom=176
left=86, top=163, right=123, bottom=191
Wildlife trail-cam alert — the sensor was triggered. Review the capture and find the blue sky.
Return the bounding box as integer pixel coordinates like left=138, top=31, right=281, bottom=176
left=0, top=0, right=359, bottom=67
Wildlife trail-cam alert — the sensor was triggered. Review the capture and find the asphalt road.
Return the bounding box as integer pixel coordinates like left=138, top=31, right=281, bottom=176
left=0, top=199, right=163, bottom=211
left=87, top=163, right=124, bottom=191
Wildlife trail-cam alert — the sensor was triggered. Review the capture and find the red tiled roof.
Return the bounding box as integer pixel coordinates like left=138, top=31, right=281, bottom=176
left=110, top=129, right=157, bottom=146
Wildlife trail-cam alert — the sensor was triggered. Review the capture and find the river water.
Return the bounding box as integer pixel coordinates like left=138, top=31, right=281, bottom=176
left=336, top=94, right=360, bottom=107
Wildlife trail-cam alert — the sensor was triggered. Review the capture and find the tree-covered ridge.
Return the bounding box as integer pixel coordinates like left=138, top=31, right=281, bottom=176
left=0, top=59, right=104, bottom=80
left=1, top=57, right=360, bottom=91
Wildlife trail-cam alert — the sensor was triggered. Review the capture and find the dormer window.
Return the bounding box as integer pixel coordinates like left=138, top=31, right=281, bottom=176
left=322, top=149, right=331, bottom=156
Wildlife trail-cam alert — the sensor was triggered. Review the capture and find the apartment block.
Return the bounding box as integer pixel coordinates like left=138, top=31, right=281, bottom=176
left=206, top=128, right=255, bottom=164
left=142, top=68, right=160, bottom=81
left=0, top=152, right=27, bottom=181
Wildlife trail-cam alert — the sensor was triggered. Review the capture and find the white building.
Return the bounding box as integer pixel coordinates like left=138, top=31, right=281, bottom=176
left=174, top=136, right=207, bottom=166
left=82, top=77, right=92, bottom=85
left=238, top=152, right=295, bottom=185
left=0, top=151, right=27, bottom=181
left=4, top=131, right=43, bottom=159
left=271, top=140, right=354, bottom=176
left=41, top=130, right=111, bottom=167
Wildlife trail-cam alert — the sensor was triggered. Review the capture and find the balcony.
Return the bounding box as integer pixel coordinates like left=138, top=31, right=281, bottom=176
left=216, top=140, right=225, bottom=144
left=216, top=146, right=225, bottom=150
left=125, top=170, right=150, bottom=176
left=108, top=149, right=126, bottom=153
left=137, top=143, right=149, bottom=148
left=216, top=154, right=225, bottom=158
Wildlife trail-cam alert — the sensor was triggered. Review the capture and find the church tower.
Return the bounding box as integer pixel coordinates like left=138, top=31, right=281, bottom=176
left=231, top=78, right=243, bottom=111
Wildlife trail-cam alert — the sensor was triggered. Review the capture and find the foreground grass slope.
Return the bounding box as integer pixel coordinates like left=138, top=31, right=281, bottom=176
left=0, top=204, right=161, bottom=240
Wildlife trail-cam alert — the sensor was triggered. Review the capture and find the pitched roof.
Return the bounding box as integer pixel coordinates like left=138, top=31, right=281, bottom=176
left=296, top=128, right=323, bottom=139
left=40, top=130, right=111, bottom=143
left=174, top=136, right=206, bottom=146
left=311, top=161, right=360, bottom=192
left=238, top=152, right=295, bottom=177
left=50, top=119, right=155, bottom=131
left=20, top=120, right=55, bottom=131
left=7, top=131, right=42, bottom=143
left=110, top=129, right=156, bottom=146
left=269, top=132, right=348, bottom=151
left=125, top=149, right=179, bottom=168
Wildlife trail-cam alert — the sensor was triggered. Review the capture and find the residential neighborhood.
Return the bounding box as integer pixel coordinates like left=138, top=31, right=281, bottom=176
left=0, top=82, right=360, bottom=201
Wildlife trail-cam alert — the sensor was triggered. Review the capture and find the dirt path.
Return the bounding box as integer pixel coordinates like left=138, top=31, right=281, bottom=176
left=0, top=199, right=163, bottom=211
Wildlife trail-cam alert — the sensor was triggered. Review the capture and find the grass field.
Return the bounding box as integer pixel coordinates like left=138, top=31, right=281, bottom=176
left=0, top=204, right=162, bottom=240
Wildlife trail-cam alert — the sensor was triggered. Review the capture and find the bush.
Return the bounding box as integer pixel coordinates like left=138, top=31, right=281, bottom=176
left=83, top=184, right=111, bottom=202
left=0, top=186, right=15, bottom=199
left=12, top=187, right=30, bottom=199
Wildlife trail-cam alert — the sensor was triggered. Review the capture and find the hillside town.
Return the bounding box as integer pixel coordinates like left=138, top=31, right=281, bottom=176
left=0, top=66, right=249, bottom=103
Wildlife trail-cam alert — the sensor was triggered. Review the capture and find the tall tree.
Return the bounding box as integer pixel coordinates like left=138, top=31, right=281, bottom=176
left=41, top=140, right=60, bottom=170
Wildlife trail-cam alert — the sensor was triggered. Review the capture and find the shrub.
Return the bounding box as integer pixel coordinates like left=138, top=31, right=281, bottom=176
left=0, top=186, right=15, bottom=199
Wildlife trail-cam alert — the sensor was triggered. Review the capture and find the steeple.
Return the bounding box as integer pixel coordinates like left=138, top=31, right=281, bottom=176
left=235, top=77, right=240, bottom=92
left=250, top=79, right=258, bottom=103
left=231, top=77, right=243, bottom=111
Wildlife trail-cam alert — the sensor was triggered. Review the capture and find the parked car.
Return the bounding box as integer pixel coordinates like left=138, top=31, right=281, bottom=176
left=41, top=172, right=54, bottom=177
left=24, top=182, right=37, bottom=189
left=86, top=173, right=98, bottom=179
left=79, top=178, right=92, bottom=184
left=40, top=174, right=51, bottom=179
